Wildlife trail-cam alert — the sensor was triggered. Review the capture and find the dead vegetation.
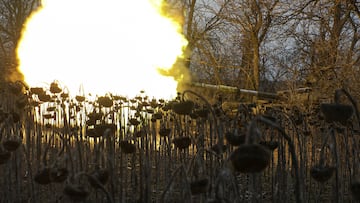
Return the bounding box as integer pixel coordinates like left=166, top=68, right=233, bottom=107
left=0, top=81, right=359, bottom=203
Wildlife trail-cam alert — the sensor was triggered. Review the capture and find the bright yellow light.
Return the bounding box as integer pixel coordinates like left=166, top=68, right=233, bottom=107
left=17, top=0, right=187, bottom=98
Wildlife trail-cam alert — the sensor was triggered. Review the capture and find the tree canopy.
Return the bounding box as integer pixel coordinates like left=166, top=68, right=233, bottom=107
left=0, top=0, right=359, bottom=97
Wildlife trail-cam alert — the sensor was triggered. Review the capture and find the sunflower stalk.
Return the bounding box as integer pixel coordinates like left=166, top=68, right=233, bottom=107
left=255, top=115, right=303, bottom=203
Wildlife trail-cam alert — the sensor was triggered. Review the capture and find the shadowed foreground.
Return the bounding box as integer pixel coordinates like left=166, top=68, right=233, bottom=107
left=0, top=81, right=359, bottom=202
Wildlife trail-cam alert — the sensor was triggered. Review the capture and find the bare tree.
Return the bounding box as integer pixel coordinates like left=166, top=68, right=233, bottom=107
left=165, top=0, right=234, bottom=85
left=287, top=0, right=360, bottom=97
left=164, top=0, right=360, bottom=100
left=217, top=0, right=282, bottom=91
left=0, top=0, right=39, bottom=82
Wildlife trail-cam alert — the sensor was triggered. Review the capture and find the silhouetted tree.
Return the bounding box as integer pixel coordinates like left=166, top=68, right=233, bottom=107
left=0, top=0, right=40, bottom=82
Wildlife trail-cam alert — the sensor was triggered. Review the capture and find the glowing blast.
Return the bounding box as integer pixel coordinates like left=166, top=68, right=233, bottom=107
left=17, top=0, right=188, bottom=98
